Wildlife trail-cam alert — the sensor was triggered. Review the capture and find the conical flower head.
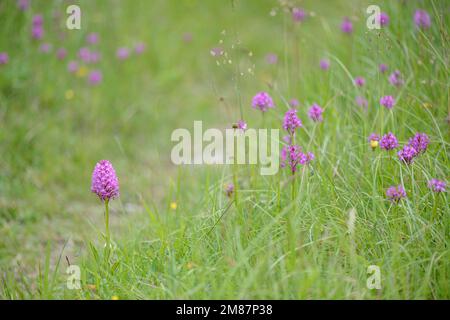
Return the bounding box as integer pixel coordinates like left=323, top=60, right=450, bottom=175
left=386, top=185, right=406, bottom=203
left=407, top=132, right=429, bottom=154
left=282, top=109, right=302, bottom=134
left=91, top=160, right=119, bottom=201
left=251, top=92, right=274, bottom=112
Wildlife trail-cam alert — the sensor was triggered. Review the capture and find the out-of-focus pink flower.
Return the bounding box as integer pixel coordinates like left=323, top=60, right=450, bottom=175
left=135, top=42, right=145, bottom=55
left=354, top=76, right=365, bottom=87
left=320, top=59, right=330, bottom=70
left=407, top=132, right=430, bottom=154
left=265, top=53, right=278, bottom=65
left=89, top=51, right=101, bottom=64
left=283, top=135, right=292, bottom=145
left=116, top=47, right=130, bottom=60
left=32, top=14, right=44, bottom=26
left=0, top=52, right=9, bottom=65
left=251, top=92, right=275, bottom=112
left=292, top=8, right=306, bottom=23
left=56, top=48, right=67, bottom=60
left=389, top=70, right=404, bottom=87
left=78, top=47, right=91, bottom=62
left=368, top=133, right=380, bottom=143
left=88, top=70, right=102, bottom=85
left=283, top=109, right=302, bottom=134
left=17, top=0, right=29, bottom=11
left=377, top=12, right=390, bottom=26
left=356, top=96, right=368, bottom=109
left=308, top=103, right=324, bottom=122
left=397, top=145, right=417, bottom=165
left=414, top=9, right=431, bottom=29
left=289, top=99, right=299, bottom=108
left=67, top=60, right=78, bottom=73
left=86, top=33, right=99, bottom=45
left=225, top=183, right=234, bottom=197
left=32, top=26, right=44, bottom=40
left=380, top=95, right=395, bottom=109
left=281, top=145, right=314, bottom=173
left=341, top=17, right=353, bottom=34
left=386, top=185, right=406, bottom=203
left=428, top=179, right=446, bottom=193
left=380, top=132, right=399, bottom=150
left=236, top=120, right=247, bottom=131
left=39, top=43, right=52, bottom=53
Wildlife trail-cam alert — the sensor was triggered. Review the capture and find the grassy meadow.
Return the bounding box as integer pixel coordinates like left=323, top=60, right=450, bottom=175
left=0, top=0, right=449, bottom=299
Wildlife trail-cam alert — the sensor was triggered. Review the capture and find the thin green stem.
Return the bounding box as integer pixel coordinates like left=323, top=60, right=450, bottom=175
left=105, top=199, right=110, bottom=251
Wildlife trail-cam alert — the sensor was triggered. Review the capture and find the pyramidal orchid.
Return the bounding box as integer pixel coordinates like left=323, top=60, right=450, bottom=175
left=91, top=160, right=119, bottom=250
left=251, top=92, right=274, bottom=112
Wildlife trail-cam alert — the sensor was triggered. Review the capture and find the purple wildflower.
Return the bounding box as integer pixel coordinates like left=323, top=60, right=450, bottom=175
left=380, top=95, right=395, bottom=109
left=368, top=133, right=380, bottom=142
left=17, top=0, right=29, bottom=11
left=56, top=48, right=67, bottom=60
left=89, top=51, right=101, bottom=64
left=377, top=12, right=390, bottom=26
left=379, top=63, right=388, bottom=73
left=281, top=145, right=297, bottom=172
left=299, top=152, right=315, bottom=165
left=341, top=17, right=353, bottom=34
left=32, top=14, right=43, bottom=26
left=32, top=26, right=44, bottom=39
left=86, top=33, right=99, bottom=45
left=356, top=96, right=368, bottom=109
left=308, top=103, right=324, bottom=122
left=235, top=120, right=247, bottom=131
left=320, top=59, right=330, bottom=70
left=283, top=135, right=292, bottom=145
left=135, top=42, right=145, bottom=55
left=0, top=52, right=9, bottom=65
left=380, top=132, right=399, bottom=150
left=116, top=47, right=130, bottom=60
left=389, top=70, right=404, bottom=87
left=281, top=145, right=298, bottom=173
left=78, top=47, right=91, bottom=62
left=282, top=109, right=302, bottom=134
left=368, top=133, right=380, bottom=149
left=289, top=99, right=300, bottom=108
left=428, top=179, right=446, bottom=193
left=265, top=53, right=278, bottom=65
left=88, top=70, right=102, bottom=85
left=386, top=185, right=406, bottom=203
left=67, top=60, right=78, bottom=73
left=414, top=9, right=431, bottom=29
left=225, top=183, right=234, bottom=197
left=91, top=160, right=119, bottom=201
left=39, top=43, right=52, bottom=53
left=292, top=8, right=306, bottom=23
left=281, top=145, right=313, bottom=173
left=354, top=76, right=365, bottom=87
left=251, top=92, right=274, bottom=112
left=407, top=132, right=429, bottom=154
left=397, top=145, right=417, bottom=164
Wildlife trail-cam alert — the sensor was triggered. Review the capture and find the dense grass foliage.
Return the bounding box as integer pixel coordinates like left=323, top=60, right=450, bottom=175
left=0, top=0, right=448, bottom=299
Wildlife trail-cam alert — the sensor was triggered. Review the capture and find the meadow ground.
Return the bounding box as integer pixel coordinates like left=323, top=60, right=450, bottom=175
left=0, top=0, right=448, bottom=299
